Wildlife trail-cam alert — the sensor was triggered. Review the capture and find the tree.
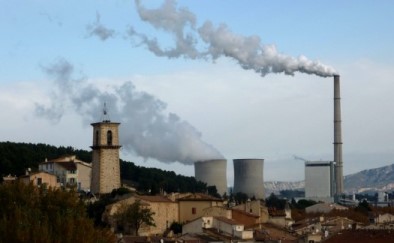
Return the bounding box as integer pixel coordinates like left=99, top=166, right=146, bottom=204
left=234, top=192, right=249, bottom=204
left=115, top=200, right=155, bottom=236
left=207, top=185, right=221, bottom=198
left=169, top=221, right=182, bottom=234
left=265, top=193, right=287, bottom=209
left=355, top=199, right=372, bottom=215
left=0, top=182, right=115, bottom=243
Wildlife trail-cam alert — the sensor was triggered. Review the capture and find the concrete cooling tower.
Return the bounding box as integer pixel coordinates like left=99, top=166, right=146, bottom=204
left=233, top=159, right=264, bottom=199
left=194, top=159, right=227, bottom=196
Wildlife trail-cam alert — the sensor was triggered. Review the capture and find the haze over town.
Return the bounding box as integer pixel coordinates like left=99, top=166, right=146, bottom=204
left=1, top=0, right=394, bottom=186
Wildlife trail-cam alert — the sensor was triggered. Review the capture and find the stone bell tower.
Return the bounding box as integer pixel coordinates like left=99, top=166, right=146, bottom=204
left=90, top=104, right=121, bottom=194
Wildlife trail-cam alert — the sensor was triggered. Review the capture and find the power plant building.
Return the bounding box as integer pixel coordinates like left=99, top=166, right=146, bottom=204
left=194, top=159, right=227, bottom=196
left=233, top=159, right=264, bottom=199
left=305, top=161, right=335, bottom=202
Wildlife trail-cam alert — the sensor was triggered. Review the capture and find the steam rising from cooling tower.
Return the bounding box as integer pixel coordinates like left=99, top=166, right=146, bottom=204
left=35, top=59, right=223, bottom=164
left=38, top=0, right=342, bottom=175
left=129, top=0, right=337, bottom=77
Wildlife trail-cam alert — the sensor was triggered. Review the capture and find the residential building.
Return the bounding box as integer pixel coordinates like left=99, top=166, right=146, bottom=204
left=182, top=216, right=253, bottom=240
left=19, top=171, right=59, bottom=188
left=177, top=193, right=224, bottom=223
left=2, top=174, right=16, bottom=184
left=305, top=202, right=348, bottom=214
left=39, top=155, right=91, bottom=191
left=103, top=194, right=178, bottom=236
left=232, top=200, right=269, bottom=225
left=373, top=213, right=394, bottom=225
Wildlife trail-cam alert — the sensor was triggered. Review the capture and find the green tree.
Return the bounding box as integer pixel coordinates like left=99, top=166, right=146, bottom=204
left=114, top=200, right=155, bottom=236
left=355, top=199, right=372, bottom=215
left=207, top=185, right=221, bottom=198
left=265, top=193, right=287, bottom=209
left=294, top=199, right=317, bottom=209
left=0, top=182, right=115, bottom=243
left=234, top=192, right=249, bottom=204
left=169, top=221, right=182, bottom=234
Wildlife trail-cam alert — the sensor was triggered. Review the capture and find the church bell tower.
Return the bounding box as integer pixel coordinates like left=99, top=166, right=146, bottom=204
left=90, top=104, right=121, bottom=194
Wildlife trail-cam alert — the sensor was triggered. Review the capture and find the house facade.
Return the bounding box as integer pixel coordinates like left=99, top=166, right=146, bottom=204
left=177, top=193, right=224, bottom=223
left=103, top=195, right=178, bottom=236
left=19, top=171, right=59, bottom=188
left=39, top=155, right=91, bottom=191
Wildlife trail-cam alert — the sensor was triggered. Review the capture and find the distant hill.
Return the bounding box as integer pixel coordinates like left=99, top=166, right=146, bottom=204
left=264, top=163, right=394, bottom=195
left=344, top=164, right=394, bottom=193
left=0, top=141, right=91, bottom=176
left=264, top=181, right=304, bottom=196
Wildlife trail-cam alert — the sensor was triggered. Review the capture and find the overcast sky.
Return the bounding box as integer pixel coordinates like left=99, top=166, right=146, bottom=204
left=1, top=0, right=393, bottom=185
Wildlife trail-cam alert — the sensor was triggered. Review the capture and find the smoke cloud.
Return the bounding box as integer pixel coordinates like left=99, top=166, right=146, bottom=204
left=130, top=0, right=337, bottom=77
left=36, top=58, right=224, bottom=164
left=86, top=12, right=116, bottom=41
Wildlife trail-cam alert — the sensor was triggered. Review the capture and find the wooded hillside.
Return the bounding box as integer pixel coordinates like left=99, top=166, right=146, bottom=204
left=0, top=141, right=208, bottom=194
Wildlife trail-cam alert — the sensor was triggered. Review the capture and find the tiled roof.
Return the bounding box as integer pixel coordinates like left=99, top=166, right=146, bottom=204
left=231, top=208, right=260, bottom=218
left=136, top=195, right=173, bottom=203
left=42, top=155, right=87, bottom=164
left=214, top=216, right=240, bottom=225
left=177, top=193, right=223, bottom=201
left=57, top=162, right=77, bottom=171
left=268, top=208, right=286, bottom=217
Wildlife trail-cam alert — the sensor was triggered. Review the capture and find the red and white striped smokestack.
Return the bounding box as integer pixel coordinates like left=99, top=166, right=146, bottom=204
left=334, top=75, right=344, bottom=194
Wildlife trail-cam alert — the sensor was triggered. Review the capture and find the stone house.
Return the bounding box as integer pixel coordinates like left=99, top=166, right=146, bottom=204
left=182, top=216, right=253, bottom=240
left=2, top=174, right=17, bottom=184
left=267, top=203, right=294, bottom=228
left=103, top=194, right=178, bottom=236
left=19, top=171, right=59, bottom=188
left=202, top=206, right=231, bottom=219
left=373, top=213, right=394, bottom=224
left=39, top=155, right=91, bottom=191
left=177, top=193, right=224, bottom=223
left=231, top=208, right=260, bottom=228
left=231, top=200, right=269, bottom=225
left=305, top=202, right=348, bottom=214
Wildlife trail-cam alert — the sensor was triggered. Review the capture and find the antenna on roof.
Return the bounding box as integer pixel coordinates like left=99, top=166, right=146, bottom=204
left=102, top=102, right=111, bottom=122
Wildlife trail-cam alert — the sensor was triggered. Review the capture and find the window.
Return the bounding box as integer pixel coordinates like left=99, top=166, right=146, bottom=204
left=69, top=178, right=75, bottom=184
left=192, top=207, right=196, bottom=214
left=37, top=178, right=42, bottom=186
left=107, top=130, right=113, bottom=145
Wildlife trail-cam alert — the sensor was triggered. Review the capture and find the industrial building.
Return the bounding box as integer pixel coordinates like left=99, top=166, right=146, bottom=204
left=333, top=75, right=344, bottom=195
left=233, top=159, right=265, bottom=199
left=305, top=161, right=336, bottom=202
left=194, top=159, right=227, bottom=196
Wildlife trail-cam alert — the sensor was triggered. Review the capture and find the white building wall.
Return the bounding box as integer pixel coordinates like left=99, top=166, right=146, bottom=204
left=305, top=161, right=334, bottom=199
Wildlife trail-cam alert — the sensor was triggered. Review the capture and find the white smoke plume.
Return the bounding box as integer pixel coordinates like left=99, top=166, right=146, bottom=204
left=35, top=58, right=224, bottom=164
left=130, top=0, right=337, bottom=77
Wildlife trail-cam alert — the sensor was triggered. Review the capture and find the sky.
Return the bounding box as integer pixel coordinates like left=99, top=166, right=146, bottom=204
left=1, top=0, right=394, bottom=185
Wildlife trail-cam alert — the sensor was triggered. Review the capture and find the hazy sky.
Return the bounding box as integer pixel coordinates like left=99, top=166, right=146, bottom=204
left=1, top=0, right=393, bottom=185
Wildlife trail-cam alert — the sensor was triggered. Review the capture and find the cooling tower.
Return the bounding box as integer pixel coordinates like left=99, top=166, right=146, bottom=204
left=334, top=75, right=344, bottom=194
left=194, top=159, right=227, bottom=196
left=233, top=159, right=264, bottom=199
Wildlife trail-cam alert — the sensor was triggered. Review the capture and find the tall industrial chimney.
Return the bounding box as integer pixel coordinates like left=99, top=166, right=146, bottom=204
left=334, top=75, right=344, bottom=194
